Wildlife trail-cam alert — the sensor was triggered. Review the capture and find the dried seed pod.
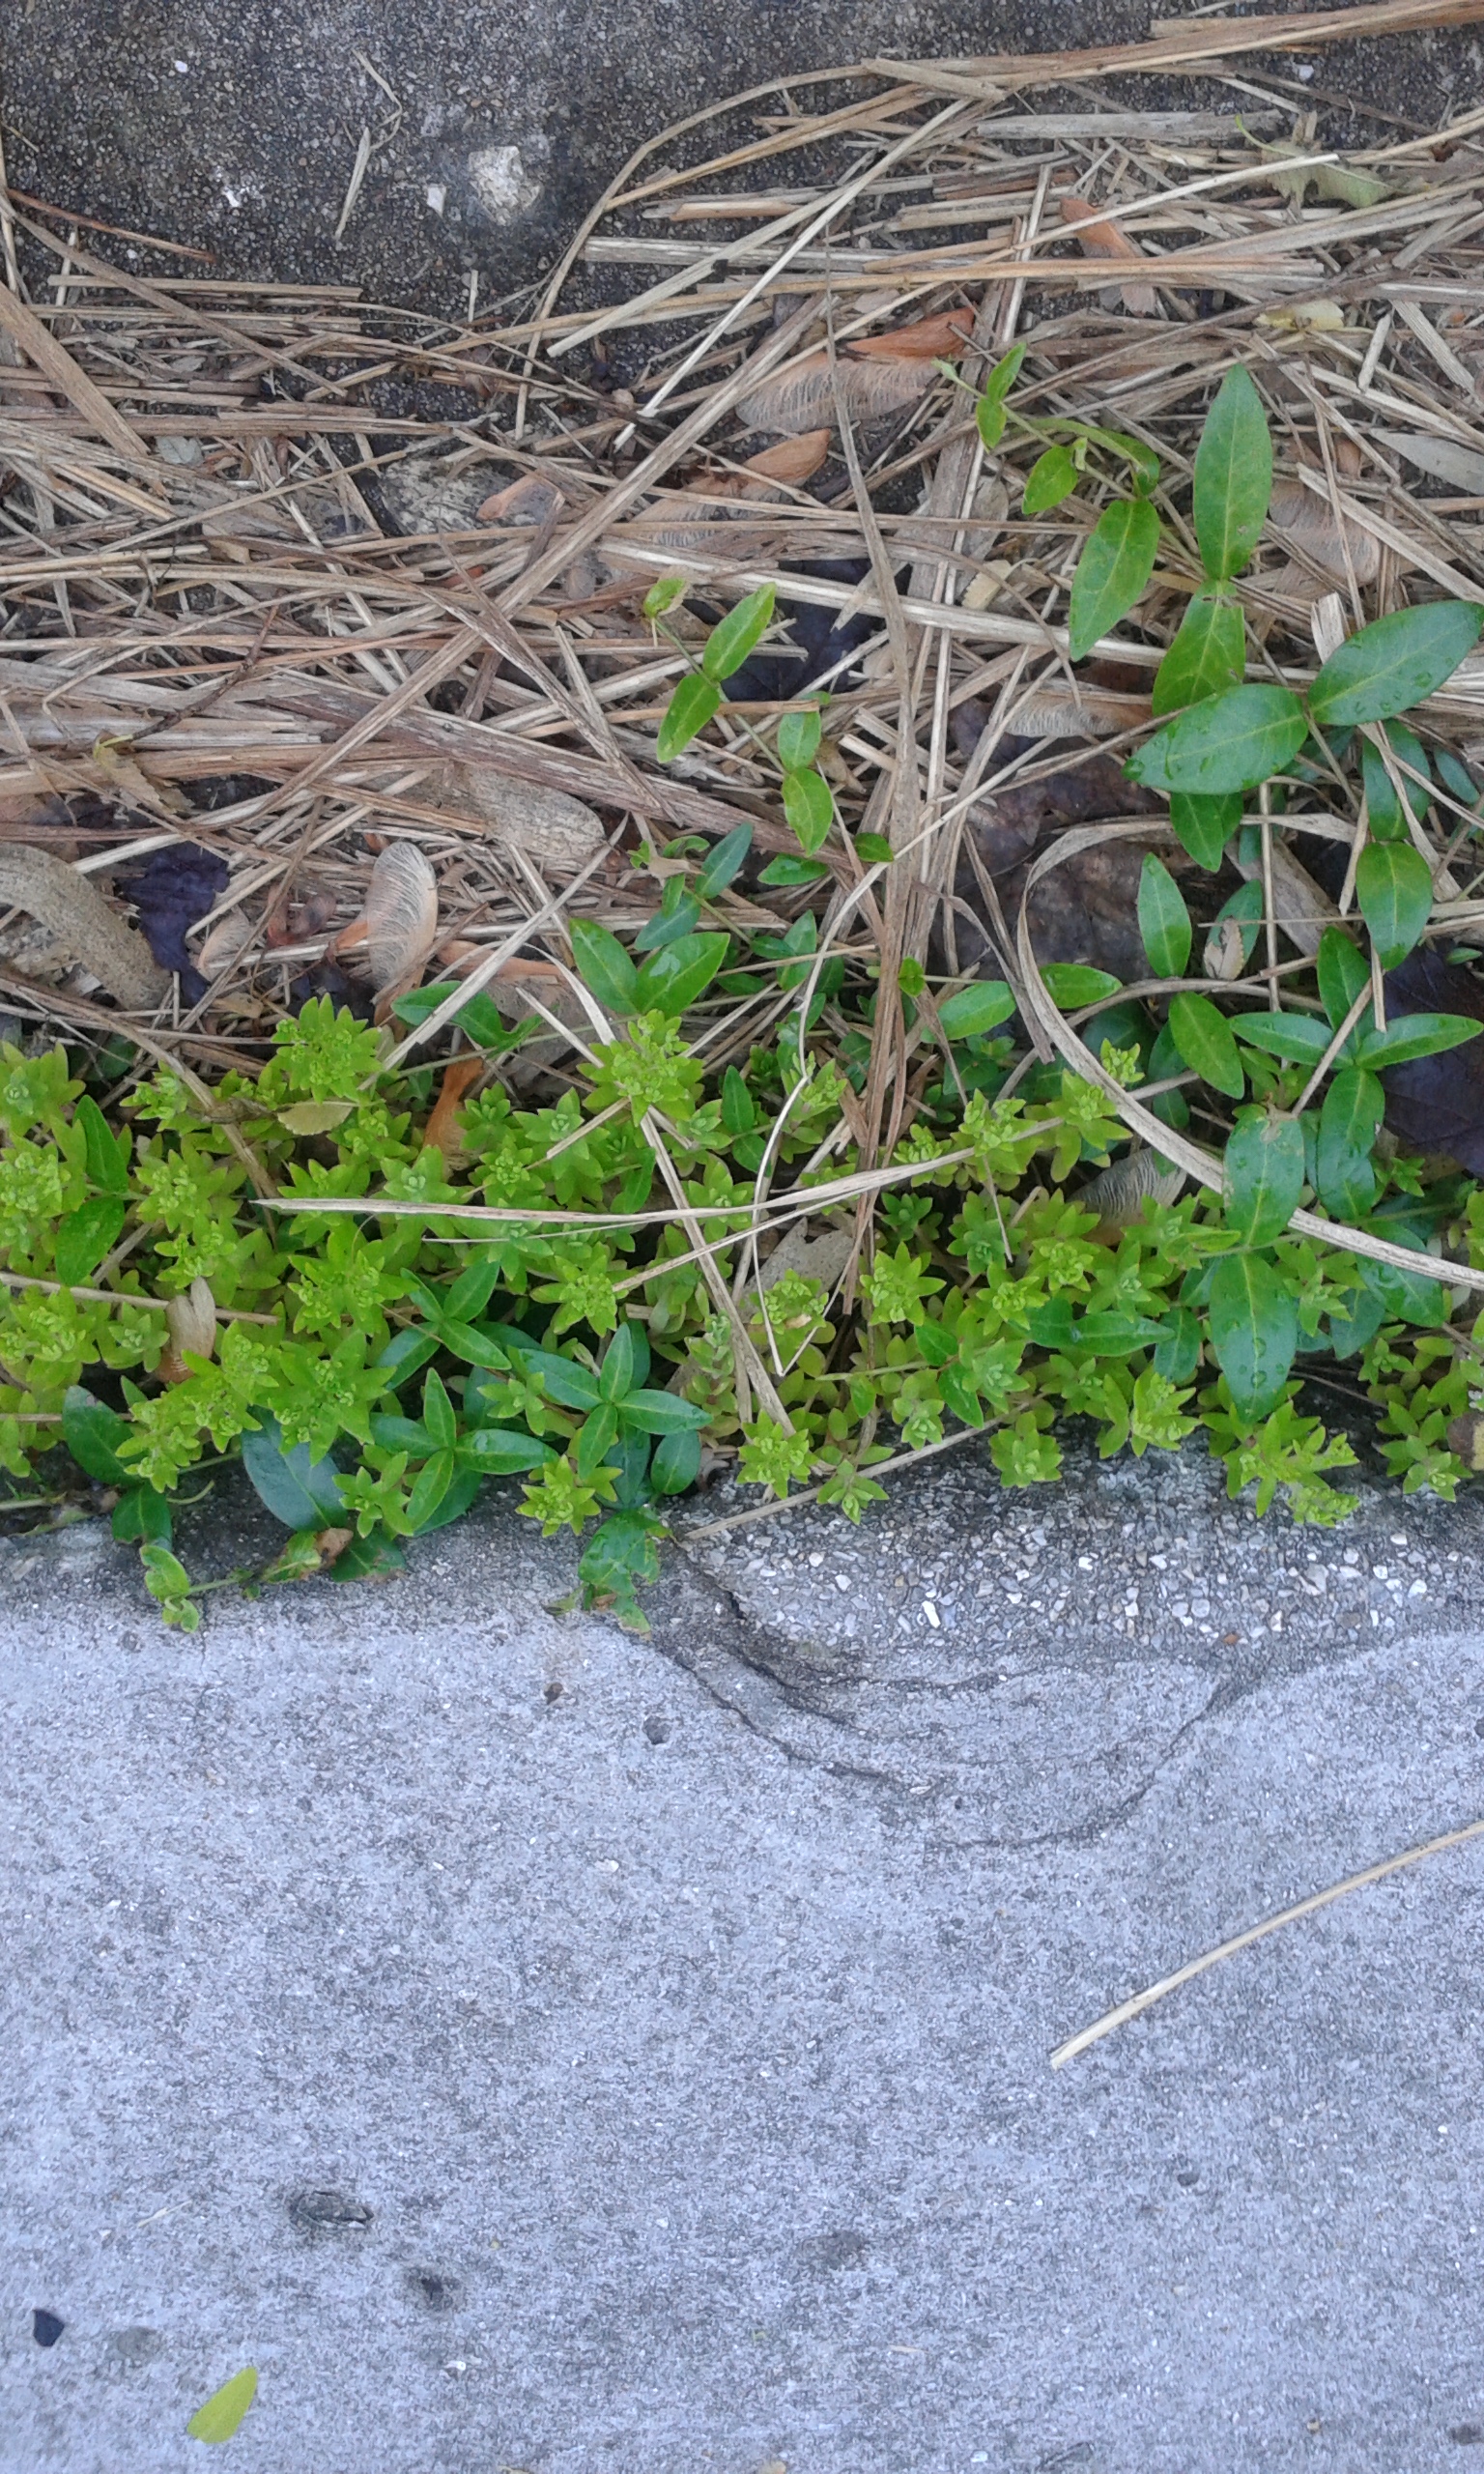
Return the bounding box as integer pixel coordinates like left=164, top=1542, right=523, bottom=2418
left=737, top=349, right=939, bottom=437
left=366, top=842, right=439, bottom=992
left=436, top=764, right=605, bottom=872
left=1076, top=1146, right=1185, bottom=1235
left=195, top=911, right=254, bottom=976
left=476, top=472, right=564, bottom=527
left=1059, top=196, right=1158, bottom=317
left=0, top=846, right=168, bottom=1009
left=159, top=1277, right=217, bottom=1384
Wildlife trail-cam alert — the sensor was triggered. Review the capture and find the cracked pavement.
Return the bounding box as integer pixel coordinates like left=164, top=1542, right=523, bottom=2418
left=6, top=1443, right=1484, bottom=2471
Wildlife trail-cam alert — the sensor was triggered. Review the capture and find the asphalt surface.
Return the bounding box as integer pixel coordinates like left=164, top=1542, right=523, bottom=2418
left=8, top=2, right=1484, bottom=2465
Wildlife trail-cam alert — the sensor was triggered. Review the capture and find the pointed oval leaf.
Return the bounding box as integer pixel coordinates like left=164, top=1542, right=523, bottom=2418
left=1167, top=992, right=1245, bottom=1097
left=937, top=980, right=1015, bottom=1040
left=62, top=1385, right=132, bottom=1485
left=1317, top=1065, right=1384, bottom=1220
left=1192, top=363, right=1272, bottom=582
left=599, top=1318, right=649, bottom=1402
left=75, top=1094, right=128, bottom=1195
left=1356, top=840, right=1434, bottom=970
left=614, top=1389, right=710, bottom=1435
left=569, top=917, right=639, bottom=1017
left=1309, top=600, right=1484, bottom=726
left=112, top=1484, right=172, bottom=1545
left=1068, top=497, right=1160, bottom=661
left=405, top=1449, right=455, bottom=1531
left=701, top=584, right=776, bottom=683
left=1022, top=445, right=1078, bottom=514
left=457, top=1426, right=556, bottom=1473
left=521, top=1347, right=602, bottom=1410
left=980, top=341, right=1026, bottom=406
left=1169, top=789, right=1241, bottom=872
left=1361, top=724, right=1431, bottom=843
left=1208, top=1251, right=1298, bottom=1422
left=650, top=1425, right=702, bottom=1495
left=1316, top=924, right=1370, bottom=1039
left=656, top=671, right=723, bottom=762
left=633, top=930, right=729, bottom=1017
left=241, top=1414, right=346, bottom=1529
left=1224, top=1108, right=1304, bottom=1245
left=781, top=765, right=834, bottom=853
left=1136, top=851, right=1192, bottom=979
left=54, top=1196, right=127, bottom=1287
left=1356, top=1010, right=1483, bottom=1070
left=420, top=1368, right=456, bottom=1451
left=777, top=707, right=822, bottom=771
left=1152, top=594, right=1245, bottom=717
left=1232, top=1010, right=1333, bottom=1065
left=410, top=1465, right=483, bottom=1535
left=1041, top=964, right=1122, bottom=1008
left=1127, top=684, right=1306, bottom=795
left=634, top=889, right=702, bottom=953
left=186, top=2366, right=258, bottom=2445
left=694, top=820, right=754, bottom=900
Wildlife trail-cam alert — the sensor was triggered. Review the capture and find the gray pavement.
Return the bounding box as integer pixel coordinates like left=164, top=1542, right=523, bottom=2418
left=7, top=1448, right=1484, bottom=2472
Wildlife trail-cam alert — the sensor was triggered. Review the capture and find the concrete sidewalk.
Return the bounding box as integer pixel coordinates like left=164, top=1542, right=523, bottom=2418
left=6, top=1454, right=1484, bottom=2473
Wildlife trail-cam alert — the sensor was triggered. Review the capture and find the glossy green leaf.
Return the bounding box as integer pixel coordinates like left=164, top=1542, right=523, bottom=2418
left=112, top=1484, right=172, bottom=1545
left=456, top=1425, right=556, bottom=1473
left=368, top=1413, right=432, bottom=1455
left=1356, top=839, right=1433, bottom=969
left=54, top=1197, right=126, bottom=1286
left=694, top=821, right=754, bottom=900
left=569, top=917, right=638, bottom=1015
left=1355, top=1011, right=1483, bottom=1070
left=1136, top=851, right=1192, bottom=979
left=1152, top=594, right=1245, bottom=716
left=1208, top=1251, right=1298, bottom=1422
left=633, top=880, right=701, bottom=951
left=1167, top=992, right=1245, bottom=1097
left=1316, top=924, right=1370, bottom=1037
left=1127, top=684, right=1306, bottom=795
left=633, top=930, right=729, bottom=1016
left=421, top=1368, right=456, bottom=1452
left=721, top=1065, right=756, bottom=1133
left=75, top=1094, right=128, bottom=1194
left=782, top=765, right=835, bottom=853
left=1192, top=363, right=1272, bottom=582
left=1361, top=723, right=1430, bottom=843
left=777, top=707, right=822, bottom=770
left=1316, top=1066, right=1384, bottom=1220
left=62, top=1384, right=131, bottom=1485
left=855, top=832, right=894, bottom=866
left=758, top=854, right=830, bottom=886
left=408, top=1465, right=483, bottom=1534
left=937, top=980, right=1015, bottom=1039
left=650, top=1426, right=702, bottom=1494
left=655, top=672, right=722, bottom=762
left=1068, top=497, right=1160, bottom=661
left=186, top=2366, right=258, bottom=2445
left=701, top=583, right=776, bottom=682
left=1153, top=1307, right=1202, bottom=1385
left=1224, top=1108, right=1304, bottom=1245
left=1309, top=600, right=1484, bottom=726
left=518, top=1346, right=602, bottom=1410
left=241, top=1414, right=346, bottom=1529
left=575, top=1402, right=621, bottom=1478
left=614, top=1388, right=710, bottom=1436
left=405, top=1449, right=455, bottom=1530
left=975, top=343, right=1025, bottom=449
left=1022, top=445, right=1078, bottom=514
left=600, top=1318, right=649, bottom=1402
left=1168, top=789, right=1241, bottom=872
left=1041, top=964, right=1122, bottom=1008
left=390, top=983, right=517, bottom=1049
left=1232, top=1010, right=1333, bottom=1065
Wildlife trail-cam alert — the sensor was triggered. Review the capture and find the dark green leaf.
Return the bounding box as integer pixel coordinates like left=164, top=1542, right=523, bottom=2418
left=855, top=832, right=894, bottom=865
left=1068, top=497, right=1160, bottom=661
left=599, top=1319, right=649, bottom=1402
left=75, top=1094, right=128, bottom=1195
left=421, top=1368, right=456, bottom=1451
left=1232, top=1010, right=1333, bottom=1065
left=569, top=917, right=638, bottom=1015
left=778, top=708, right=822, bottom=770
left=694, top=820, right=754, bottom=900
left=327, top=1526, right=406, bottom=1582
left=633, top=881, right=701, bottom=951
left=186, top=2367, right=258, bottom=2445
left=1317, top=1066, right=1384, bottom=1220
left=701, top=584, right=776, bottom=683
left=369, top=1413, right=433, bottom=1455
left=1136, top=851, right=1192, bottom=979
left=633, top=930, right=729, bottom=1015
left=1356, top=839, right=1433, bottom=970
left=408, top=1465, right=482, bottom=1533
left=651, top=1426, right=702, bottom=1494
left=1127, top=684, right=1306, bottom=795
left=1192, top=363, right=1271, bottom=582
left=758, top=854, right=830, bottom=886
left=1361, top=724, right=1431, bottom=843
left=1167, top=992, right=1245, bottom=1096
left=782, top=765, right=834, bottom=853
left=522, top=1347, right=602, bottom=1410
left=405, top=1450, right=455, bottom=1530
left=579, top=1508, right=664, bottom=1600
left=1208, top=1251, right=1298, bottom=1421
left=1169, top=789, right=1241, bottom=872
left=574, top=1403, right=621, bottom=1478
left=456, top=1426, right=556, bottom=1474
left=1152, top=594, right=1245, bottom=716
left=241, top=1414, right=346, bottom=1529
left=721, top=1065, right=756, bottom=1133
left=1310, top=601, right=1483, bottom=726
left=1356, top=1010, right=1483, bottom=1070
left=1022, top=445, right=1078, bottom=514
left=937, top=980, right=1015, bottom=1039
left=1153, top=1307, right=1202, bottom=1385
left=1041, top=964, right=1122, bottom=1008
left=53, top=1197, right=125, bottom=1286
left=390, top=983, right=514, bottom=1049
left=436, top=1317, right=517, bottom=1372
left=1316, top=924, right=1370, bottom=1037
left=113, top=1484, right=172, bottom=1544
left=62, top=1384, right=131, bottom=1484
left=1069, top=1310, right=1169, bottom=1355
left=444, top=1259, right=502, bottom=1323
left=656, top=671, right=723, bottom=762
left=1224, top=1108, right=1304, bottom=1245
left=614, top=1389, right=710, bottom=1436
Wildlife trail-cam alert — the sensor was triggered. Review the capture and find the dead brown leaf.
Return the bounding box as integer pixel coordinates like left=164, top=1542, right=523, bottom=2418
left=1059, top=196, right=1158, bottom=316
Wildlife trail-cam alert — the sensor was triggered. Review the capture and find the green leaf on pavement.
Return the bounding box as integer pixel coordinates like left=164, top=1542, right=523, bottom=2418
left=186, top=2366, right=258, bottom=2445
